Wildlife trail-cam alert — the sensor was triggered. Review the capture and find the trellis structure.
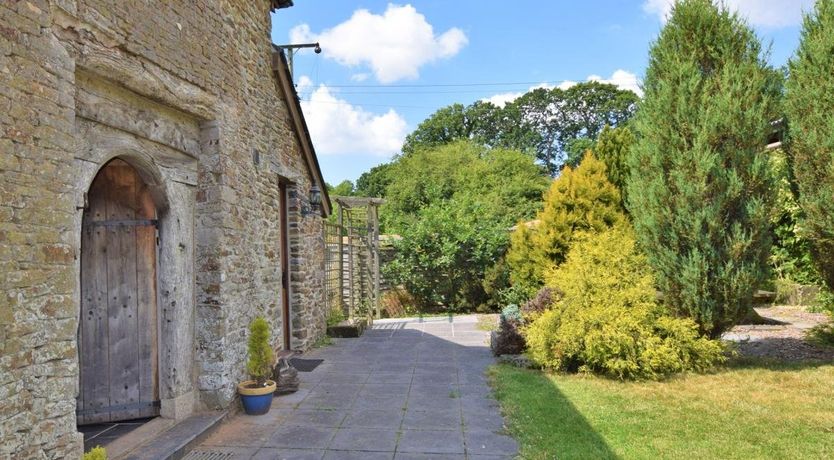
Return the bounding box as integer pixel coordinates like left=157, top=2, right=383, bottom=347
left=323, top=197, right=385, bottom=323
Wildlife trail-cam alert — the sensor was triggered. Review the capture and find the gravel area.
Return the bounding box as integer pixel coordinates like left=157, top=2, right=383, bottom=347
left=723, top=305, right=834, bottom=361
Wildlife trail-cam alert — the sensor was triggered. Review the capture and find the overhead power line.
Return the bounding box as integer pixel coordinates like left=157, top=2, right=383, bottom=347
left=315, top=77, right=641, bottom=89
left=315, top=89, right=530, bottom=95
left=325, top=81, right=544, bottom=88
left=298, top=98, right=439, bottom=109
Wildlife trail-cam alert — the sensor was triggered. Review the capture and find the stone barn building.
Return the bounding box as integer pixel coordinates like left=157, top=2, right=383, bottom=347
left=0, top=0, right=332, bottom=457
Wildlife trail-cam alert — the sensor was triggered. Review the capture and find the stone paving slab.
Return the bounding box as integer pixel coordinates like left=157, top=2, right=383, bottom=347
left=184, top=446, right=259, bottom=459
left=397, top=429, right=466, bottom=454
left=190, top=314, right=517, bottom=459
left=251, top=448, right=324, bottom=460
left=324, top=451, right=393, bottom=460
left=343, top=408, right=404, bottom=429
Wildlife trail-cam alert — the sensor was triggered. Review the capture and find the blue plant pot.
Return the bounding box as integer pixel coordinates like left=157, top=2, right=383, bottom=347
left=238, top=380, right=276, bottom=415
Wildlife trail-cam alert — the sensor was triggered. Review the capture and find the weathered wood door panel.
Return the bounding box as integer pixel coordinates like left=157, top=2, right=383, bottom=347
left=78, top=159, right=159, bottom=425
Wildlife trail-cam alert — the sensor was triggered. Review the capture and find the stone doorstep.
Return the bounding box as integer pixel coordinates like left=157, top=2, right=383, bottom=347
left=104, top=418, right=176, bottom=459
left=115, top=411, right=228, bottom=460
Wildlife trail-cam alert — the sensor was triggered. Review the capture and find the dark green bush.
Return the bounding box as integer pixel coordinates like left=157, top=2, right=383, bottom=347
left=481, top=257, right=516, bottom=311
left=785, top=0, right=834, bottom=294
left=627, top=0, right=780, bottom=337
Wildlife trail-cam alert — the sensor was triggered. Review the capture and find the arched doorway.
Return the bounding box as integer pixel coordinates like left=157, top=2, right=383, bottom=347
left=77, top=159, right=160, bottom=425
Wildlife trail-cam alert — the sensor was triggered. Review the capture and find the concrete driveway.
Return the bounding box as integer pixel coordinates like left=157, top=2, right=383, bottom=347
left=187, top=315, right=518, bottom=459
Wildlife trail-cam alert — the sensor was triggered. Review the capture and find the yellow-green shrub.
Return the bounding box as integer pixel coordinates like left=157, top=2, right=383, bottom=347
left=83, top=446, right=107, bottom=460
left=507, top=153, right=624, bottom=293
left=524, top=226, right=724, bottom=379
left=505, top=221, right=541, bottom=295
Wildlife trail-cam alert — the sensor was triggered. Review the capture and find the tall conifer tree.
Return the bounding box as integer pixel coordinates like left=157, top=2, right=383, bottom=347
left=785, top=0, right=834, bottom=292
left=627, top=0, right=779, bottom=337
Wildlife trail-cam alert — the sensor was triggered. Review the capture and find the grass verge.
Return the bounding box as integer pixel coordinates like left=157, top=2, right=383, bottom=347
left=488, top=361, right=834, bottom=459
left=476, top=314, right=499, bottom=331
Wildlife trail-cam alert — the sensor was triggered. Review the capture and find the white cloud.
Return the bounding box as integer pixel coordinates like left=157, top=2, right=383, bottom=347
left=483, top=83, right=554, bottom=107
left=290, top=4, right=468, bottom=83
left=296, top=76, right=408, bottom=157
left=482, top=70, right=642, bottom=107
left=482, top=92, right=524, bottom=107
left=588, top=70, right=642, bottom=96
left=643, top=0, right=814, bottom=28
left=557, top=81, right=579, bottom=90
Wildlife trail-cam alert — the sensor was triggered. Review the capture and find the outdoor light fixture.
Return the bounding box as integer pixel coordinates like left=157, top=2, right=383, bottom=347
left=301, top=185, right=322, bottom=217
left=275, top=42, right=321, bottom=80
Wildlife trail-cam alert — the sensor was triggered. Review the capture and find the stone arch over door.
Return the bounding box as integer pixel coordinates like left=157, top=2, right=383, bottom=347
left=71, top=68, right=205, bottom=423
left=78, top=158, right=161, bottom=424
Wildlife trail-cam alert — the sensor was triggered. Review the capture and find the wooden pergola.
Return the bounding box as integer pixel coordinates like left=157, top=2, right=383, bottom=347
left=324, top=197, right=385, bottom=323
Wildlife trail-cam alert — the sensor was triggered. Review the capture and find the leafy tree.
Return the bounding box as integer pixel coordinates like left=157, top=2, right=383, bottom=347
left=385, top=197, right=507, bottom=311
left=511, top=81, right=638, bottom=174
left=400, top=101, right=534, bottom=156
left=593, top=125, right=635, bottom=207
left=382, top=140, right=548, bottom=310
left=466, top=100, right=525, bottom=149
left=563, top=80, right=638, bottom=135
left=401, top=82, right=638, bottom=174
left=354, top=163, right=394, bottom=198
left=507, top=153, right=625, bottom=293
left=324, top=181, right=353, bottom=225
left=384, top=141, right=547, bottom=231
left=401, top=103, right=473, bottom=155
left=510, top=87, right=564, bottom=171
left=564, top=138, right=595, bottom=168
left=627, top=0, right=779, bottom=337
left=327, top=180, right=354, bottom=197
left=784, top=0, right=834, bottom=292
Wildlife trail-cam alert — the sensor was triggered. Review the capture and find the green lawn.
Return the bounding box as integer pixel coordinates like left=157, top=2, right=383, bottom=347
left=489, top=361, right=834, bottom=459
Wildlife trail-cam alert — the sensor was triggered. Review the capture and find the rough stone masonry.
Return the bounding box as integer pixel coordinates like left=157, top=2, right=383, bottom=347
left=0, top=1, right=330, bottom=457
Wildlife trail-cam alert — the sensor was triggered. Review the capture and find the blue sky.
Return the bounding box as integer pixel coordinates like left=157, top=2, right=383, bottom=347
left=270, top=1, right=814, bottom=185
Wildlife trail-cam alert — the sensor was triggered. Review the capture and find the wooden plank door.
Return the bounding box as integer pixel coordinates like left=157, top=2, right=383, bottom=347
left=78, top=159, right=159, bottom=424
left=279, top=182, right=291, bottom=351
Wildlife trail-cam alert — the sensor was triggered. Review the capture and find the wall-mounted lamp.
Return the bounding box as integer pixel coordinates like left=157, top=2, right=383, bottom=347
left=301, top=185, right=323, bottom=217
left=275, top=42, right=321, bottom=81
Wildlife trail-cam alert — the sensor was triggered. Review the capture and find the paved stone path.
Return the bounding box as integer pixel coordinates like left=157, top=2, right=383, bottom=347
left=188, top=315, right=518, bottom=459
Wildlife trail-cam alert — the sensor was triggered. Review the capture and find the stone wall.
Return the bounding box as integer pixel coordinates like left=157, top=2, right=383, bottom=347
left=0, top=1, right=328, bottom=457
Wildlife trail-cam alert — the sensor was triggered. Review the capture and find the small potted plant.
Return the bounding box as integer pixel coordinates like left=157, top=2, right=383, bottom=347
left=238, top=316, right=277, bottom=415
